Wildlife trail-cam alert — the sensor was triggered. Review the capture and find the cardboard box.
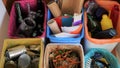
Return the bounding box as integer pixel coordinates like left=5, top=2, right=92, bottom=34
left=0, top=38, right=44, bottom=68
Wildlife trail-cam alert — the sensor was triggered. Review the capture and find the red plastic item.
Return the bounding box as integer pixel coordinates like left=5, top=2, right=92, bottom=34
left=110, top=5, right=119, bottom=29
left=54, top=17, right=62, bottom=28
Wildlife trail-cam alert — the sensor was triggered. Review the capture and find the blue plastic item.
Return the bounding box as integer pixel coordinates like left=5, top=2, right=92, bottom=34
left=47, top=9, right=84, bottom=43
left=62, top=16, right=73, bottom=26
left=85, top=48, right=120, bottom=68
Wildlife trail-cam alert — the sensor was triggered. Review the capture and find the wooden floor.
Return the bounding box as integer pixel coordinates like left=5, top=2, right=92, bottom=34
left=0, top=0, right=9, bottom=59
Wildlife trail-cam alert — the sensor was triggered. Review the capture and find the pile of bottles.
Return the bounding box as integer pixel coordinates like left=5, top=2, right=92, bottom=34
left=86, top=0, right=119, bottom=39
left=15, top=0, right=45, bottom=37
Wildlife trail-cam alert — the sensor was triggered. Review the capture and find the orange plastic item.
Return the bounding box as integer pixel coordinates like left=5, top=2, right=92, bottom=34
left=84, top=0, right=120, bottom=44
left=70, top=24, right=82, bottom=34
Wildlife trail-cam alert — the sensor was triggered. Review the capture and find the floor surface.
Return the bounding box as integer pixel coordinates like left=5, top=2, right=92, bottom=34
left=0, top=0, right=9, bottom=57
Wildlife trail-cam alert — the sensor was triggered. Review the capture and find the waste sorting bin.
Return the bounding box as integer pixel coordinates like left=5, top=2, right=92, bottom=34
left=8, top=0, right=47, bottom=38
left=0, top=38, right=44, bottom=68
left=84, top=0, right=120, bottom=52
left=85, top=48, right=120, bottom=68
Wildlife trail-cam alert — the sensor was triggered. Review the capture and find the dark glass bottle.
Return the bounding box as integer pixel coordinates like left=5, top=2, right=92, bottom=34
left=27, top=3, right=37, bottom=19
left=36, top=0, right=44, bottom=22
left=87, top=0, right=99, bottom=16
left=15, top=3, right=26, bottom=37
left=95, top=7, right=108, bottom=22
left=15, top=3, right=24, bottom=27
left=87, top=14, right=101, bottom=33
left=16, top=3, right=37, bottom=37
left=92, top=28, right=117, bottom=39
left=35, top=0, right=45, bottom=36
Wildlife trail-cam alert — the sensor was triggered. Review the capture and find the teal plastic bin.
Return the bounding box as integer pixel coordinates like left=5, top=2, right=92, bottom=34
left=85, top=48, right=120, bottom=68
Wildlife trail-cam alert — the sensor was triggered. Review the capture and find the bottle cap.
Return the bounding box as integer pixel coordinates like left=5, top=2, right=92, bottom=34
left=102, top=15, right=108, bottom=19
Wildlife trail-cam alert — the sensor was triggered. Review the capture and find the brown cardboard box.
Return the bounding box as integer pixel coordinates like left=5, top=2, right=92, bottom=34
left=61, top=0, right=84, bottom=15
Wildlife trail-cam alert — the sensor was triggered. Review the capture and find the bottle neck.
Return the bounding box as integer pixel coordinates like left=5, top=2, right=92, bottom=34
left=88, top=15, right=93, bottom=21
left=15, top=3, right=22, bottom=20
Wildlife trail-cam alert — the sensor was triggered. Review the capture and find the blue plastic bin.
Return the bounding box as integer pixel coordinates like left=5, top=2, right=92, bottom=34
left=47, top=9, right=84, bottom=43
left=85, top=48, right=120, bottom=68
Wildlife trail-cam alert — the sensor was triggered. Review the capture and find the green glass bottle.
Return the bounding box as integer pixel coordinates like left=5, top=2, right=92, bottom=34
left=87, top=14, right=101, bottom=33
left=15, top=3, right=24, bottom=26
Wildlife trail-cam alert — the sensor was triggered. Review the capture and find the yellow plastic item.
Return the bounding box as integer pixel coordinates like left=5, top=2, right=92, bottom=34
left=99, top=58, right=109, bottom=65
left=101, top=14, right=113, bottom=30
left=0, top=38, right=44, bottom=68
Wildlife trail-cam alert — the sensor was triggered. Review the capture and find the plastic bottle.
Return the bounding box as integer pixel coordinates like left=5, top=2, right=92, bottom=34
left=100, top=15, right=113, bottom=30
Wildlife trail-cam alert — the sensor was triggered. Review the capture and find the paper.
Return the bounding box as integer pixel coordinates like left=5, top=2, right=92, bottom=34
left=47, top=1, right=62, bottom=17
left=54, top=32, right=79, bottom=37
left=61, top=25, right=80, bottom=33
left=73, top=13, right=82, bottom=26
left=61, top=24, right=82, bottom=34
left=47, top=19, right=61, bottom=34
